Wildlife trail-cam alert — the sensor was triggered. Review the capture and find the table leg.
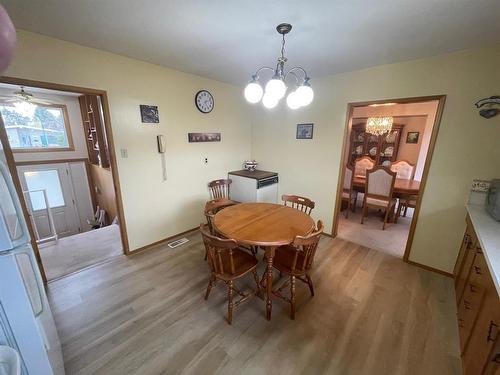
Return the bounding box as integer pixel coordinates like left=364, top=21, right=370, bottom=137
left=264, top=246, right=276, bottom=321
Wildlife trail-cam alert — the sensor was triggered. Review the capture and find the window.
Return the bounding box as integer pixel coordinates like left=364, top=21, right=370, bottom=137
left=0, top=102, right=74, bottom=151
left=24, top=170, right=66, bottom=211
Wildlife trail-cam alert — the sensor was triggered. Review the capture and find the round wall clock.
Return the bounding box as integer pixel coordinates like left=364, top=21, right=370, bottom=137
left=195, top=90, right=214, bottom=113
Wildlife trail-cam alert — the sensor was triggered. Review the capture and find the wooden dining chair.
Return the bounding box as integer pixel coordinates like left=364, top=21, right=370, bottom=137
left=282, top=194, right=315, bottom=215
left=360, top=166, right=397, bottom=230
left=204, top=199, right=236, bottom=235
left=272, top=220, right=324, bottom=320
left=208, top=179, right=232, bottom=200
left=341, top=165, right=357, bottom=218
left=354, top=156, right=375, bottom=178
left=200, top=224, right=261, bottom=325
left=390, top=160, right=415, bottom=180
left=396, top=196, right=418, bottom=221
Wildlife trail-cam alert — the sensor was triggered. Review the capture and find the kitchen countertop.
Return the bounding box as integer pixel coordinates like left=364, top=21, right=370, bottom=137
left=228, top=169, right=278, bottom=180
left=466, top=203, right=500, bottom=296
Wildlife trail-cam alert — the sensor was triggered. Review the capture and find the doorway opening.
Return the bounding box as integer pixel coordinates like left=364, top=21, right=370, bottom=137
left=332, top=96, right=446, bottom=262
left=0, top=77, right=128, bottom=282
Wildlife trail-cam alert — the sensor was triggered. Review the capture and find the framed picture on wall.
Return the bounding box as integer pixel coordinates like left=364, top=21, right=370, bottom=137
left=296, top=123, right=314, bottom=139
left=406, top=131, right=419, bottom=144
left=188, top=132, right=221, bottom=142
left=140, top=105, right=160, bottom=123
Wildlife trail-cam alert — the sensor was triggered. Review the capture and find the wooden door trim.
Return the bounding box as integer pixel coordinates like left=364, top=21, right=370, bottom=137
left=331, top=95, right=447, bottom=273
left=0, top=116, right=47, bottom=282
left=0, top=76, right=130, bottom=261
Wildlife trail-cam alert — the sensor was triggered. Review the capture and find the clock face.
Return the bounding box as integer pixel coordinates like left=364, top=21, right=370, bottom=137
left=195, top=90, right=214, bottom=113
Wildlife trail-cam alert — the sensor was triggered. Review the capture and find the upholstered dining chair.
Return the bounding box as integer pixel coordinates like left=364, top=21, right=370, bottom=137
left=360, top=166, right=397, bottom=230
left=396, top=196, right=418, bottom=221
left=200, top=224, right=261, bottom=325
left=282, top=194, right=315, bottom=215
left=354, top=156, right=375, bottom=179
left=208, top=179, right=233, bottom=200
left=341, top=166, right=357, bottom=218
left=390, top=160, right=415, bottom=180
left=271, top=220, right=324, bottom=319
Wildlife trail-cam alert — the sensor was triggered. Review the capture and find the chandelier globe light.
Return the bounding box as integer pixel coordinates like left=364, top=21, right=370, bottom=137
left=366, top=116, right=394, bottom=136
left=244, top=23, right=313, bottom=110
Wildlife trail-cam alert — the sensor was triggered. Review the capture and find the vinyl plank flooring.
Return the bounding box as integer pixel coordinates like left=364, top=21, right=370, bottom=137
left=47, top=232, right=462, bottom=375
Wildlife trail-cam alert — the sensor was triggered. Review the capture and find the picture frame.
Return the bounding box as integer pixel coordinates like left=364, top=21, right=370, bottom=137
left=140, top=105, right=159, bottom=123
left=296, top=123, right=314, bottom=139
left=406, top=131, right=419, bottom=144
left=188, top=132, right=221, bottom=142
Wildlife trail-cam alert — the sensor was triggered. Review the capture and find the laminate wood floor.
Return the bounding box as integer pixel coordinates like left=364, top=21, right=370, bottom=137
left=47, top=231, right=462, bottom=375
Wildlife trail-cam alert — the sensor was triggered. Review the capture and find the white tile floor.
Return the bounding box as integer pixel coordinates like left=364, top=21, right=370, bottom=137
left=337, top=198, right=413, bottom=258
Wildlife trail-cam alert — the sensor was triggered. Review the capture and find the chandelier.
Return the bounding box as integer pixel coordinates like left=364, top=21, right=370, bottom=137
left=244, top=23, right=313, bottom=110
left=366, top=116, right=394, bottom=136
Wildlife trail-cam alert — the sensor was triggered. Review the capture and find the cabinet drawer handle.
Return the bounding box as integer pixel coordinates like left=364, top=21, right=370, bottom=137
left=463, top=300, right=472, bottom=310
left=469, top=284, right=478, bottom=293
left=474, top=265, right=482, bottom=275
left=487, top=320, right=499, bottom=342
left=475, top=245, right=483, bottom=254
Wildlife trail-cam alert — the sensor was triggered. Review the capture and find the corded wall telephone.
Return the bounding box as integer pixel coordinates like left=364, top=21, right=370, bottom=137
left=157, top=135, right=167, bottom=181
left=157, top=135, right=166, bottom=153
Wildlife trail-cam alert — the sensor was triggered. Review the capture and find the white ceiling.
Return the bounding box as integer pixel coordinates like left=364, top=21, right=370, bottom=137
left=3, top=0, right=500, bottom=86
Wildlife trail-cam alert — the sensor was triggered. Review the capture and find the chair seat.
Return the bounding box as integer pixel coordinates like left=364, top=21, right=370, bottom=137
left=216, top=248, right=258, bottom=280
left=366, top=197, right=396, bottom=207
left=272, top=245, right=307, bottom=276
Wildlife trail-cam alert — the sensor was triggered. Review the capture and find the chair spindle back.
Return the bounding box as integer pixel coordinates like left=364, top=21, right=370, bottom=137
left=200, top=224, right=238, bottom=276
left=282, top=194, right=315, bottom=215
left=289, top=220, right=324, bottom=273
left=208, top=179, right=232, bottom=200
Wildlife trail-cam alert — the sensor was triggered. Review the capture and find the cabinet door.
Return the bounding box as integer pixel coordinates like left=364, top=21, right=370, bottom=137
left=455, top=223, right=478, bottom=303
left=462, top=272, right=500, bottom=374
left=483, top=336, right=500, bottom=374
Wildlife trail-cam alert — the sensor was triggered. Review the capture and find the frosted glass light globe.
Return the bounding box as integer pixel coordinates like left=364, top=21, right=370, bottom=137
left=286, top=91, right=301, bottom=110
left=262, top=93, right=278, bottom=109
left=296, top=84, right=314, bottom=106
left=265, top=78, right=286, bottom=100
left=244, top=82, right=263, bottom=103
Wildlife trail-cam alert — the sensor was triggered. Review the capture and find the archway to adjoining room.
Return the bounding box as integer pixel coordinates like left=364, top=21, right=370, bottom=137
left=331, top=96, right=446, bottom=263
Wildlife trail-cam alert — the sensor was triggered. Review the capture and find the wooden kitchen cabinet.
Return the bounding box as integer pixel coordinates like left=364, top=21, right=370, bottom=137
left=454, top=213, right=500, bottom=374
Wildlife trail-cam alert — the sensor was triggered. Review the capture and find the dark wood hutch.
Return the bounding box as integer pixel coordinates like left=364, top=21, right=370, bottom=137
left=348, top=121, right=404, bottom=165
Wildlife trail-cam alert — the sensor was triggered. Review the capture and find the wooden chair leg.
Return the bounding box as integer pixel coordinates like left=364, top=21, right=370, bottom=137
left=227, top=280, right=234, bottom=325
left=404, top=205, right=408, bottom=217
left=205, top=274, right=215, bottom=300
left=382, top=206, right=390, bottom=230
left=352, top=193, right=357, bottom=213
left=345, top=200, right=349, bottom=219
left=290, top=276, right=296, bottom=320
left=306, top=274, right=314, bottom=297
left=252, top=269, right=262, bottom=297
left=204, top=249, right=207, bottom=261
left=360, top=203, right=366, bottom=224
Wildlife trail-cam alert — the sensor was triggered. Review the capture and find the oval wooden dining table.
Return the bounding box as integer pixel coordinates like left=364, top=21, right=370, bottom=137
left=213, top=202, right=315, bottom=320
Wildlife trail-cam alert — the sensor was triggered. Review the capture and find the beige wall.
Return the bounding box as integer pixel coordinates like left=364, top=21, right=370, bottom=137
left=0, top=87, right=88, bottom=162
left=251, top=44, right=500, bottom=273
left=6, top=30, right=252, bottom=251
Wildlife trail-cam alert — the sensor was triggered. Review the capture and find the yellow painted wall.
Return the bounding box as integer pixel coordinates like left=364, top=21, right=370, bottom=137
left=7, top=30, right=500, bottom=272
left=251, top=44, right=500, bottom=273
left=5, top=30, right=252, bottom=251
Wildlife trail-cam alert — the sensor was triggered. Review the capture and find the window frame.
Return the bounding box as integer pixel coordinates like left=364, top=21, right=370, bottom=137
left=1, top=102, right=75, bottom=153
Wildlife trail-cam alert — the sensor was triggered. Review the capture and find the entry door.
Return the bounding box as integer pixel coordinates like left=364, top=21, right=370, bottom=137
left=18, top=164, right=80, bottom=239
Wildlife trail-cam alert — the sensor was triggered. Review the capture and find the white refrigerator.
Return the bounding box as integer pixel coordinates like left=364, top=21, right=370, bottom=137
left=0, top=146, right=64, bottom=375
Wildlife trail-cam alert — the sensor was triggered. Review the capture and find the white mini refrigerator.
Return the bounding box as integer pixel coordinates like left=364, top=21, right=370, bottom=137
left=228, top=170, right=279, bottom=203
left=0, top=151, right=64, bottom=374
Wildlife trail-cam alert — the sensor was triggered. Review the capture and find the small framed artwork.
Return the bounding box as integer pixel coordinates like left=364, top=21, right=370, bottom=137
left=296, top=123, right=314, bottom=139
left=188, top=132, right=221, bottom=142
left=406, top=132, right=420, bottom=144
left=140, top=105, right=159, bottom=123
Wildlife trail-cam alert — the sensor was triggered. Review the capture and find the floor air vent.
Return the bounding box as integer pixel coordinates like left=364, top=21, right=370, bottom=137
left=167, top=237, right=189, bottom=248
